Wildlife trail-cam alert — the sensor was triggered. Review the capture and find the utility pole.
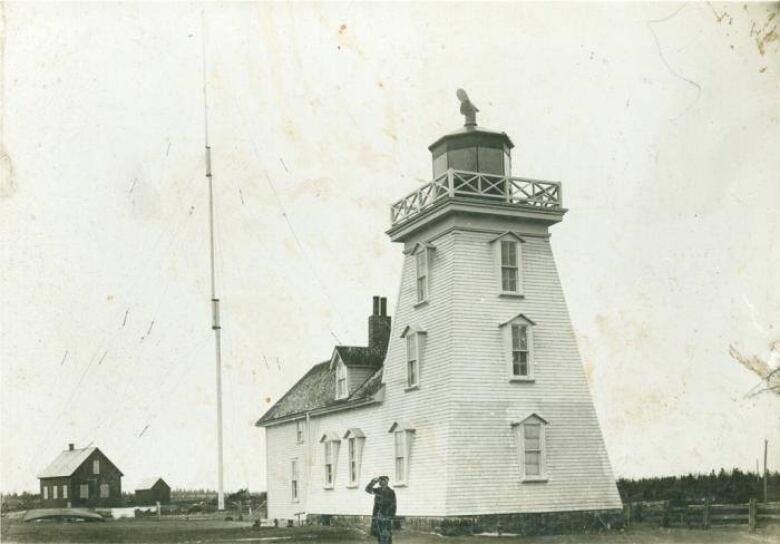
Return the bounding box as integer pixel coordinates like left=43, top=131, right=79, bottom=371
left=764, top=439, right=768, bottom=503
left=202, top=10, right=225, bottom=512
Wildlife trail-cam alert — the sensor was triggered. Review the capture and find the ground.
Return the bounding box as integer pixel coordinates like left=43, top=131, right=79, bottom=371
left=1, top=520, right=778, bottom=544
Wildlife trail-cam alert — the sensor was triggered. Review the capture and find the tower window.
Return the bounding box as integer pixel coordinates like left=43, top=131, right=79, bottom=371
left=416, top=249, right=428, bottom=303
left=388, top=422, right=414, bottom=486
left=407, top=334, right=418, bottom=388
left=511, top=325, right=530, bottom=377
left=512, top=415, right=548, bottom=482
left=401, top=326, right=426, bottom=390
left=500, top=314, right=535, bottom=381
left=501, top=241, right=518, bottom=292
left=490, top=232, right=525, bottom=296
left=394, top=431, right=408, bottom=483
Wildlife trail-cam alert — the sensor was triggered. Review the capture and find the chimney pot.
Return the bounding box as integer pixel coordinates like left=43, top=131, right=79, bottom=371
left=380, top=297, right=387, bottom=317
left=372, top=296, right=380, bottom=316
left=68, top=443, right=74, bottom=451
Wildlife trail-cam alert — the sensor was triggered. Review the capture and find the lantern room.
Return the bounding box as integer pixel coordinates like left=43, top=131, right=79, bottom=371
left=428, top=89, right=514, bottom=178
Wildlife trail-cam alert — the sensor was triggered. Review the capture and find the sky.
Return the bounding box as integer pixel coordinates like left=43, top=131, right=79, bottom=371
left=1, top=2, right=779, bottom=494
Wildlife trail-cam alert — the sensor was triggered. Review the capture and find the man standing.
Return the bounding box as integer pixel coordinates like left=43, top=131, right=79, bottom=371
left=365, top=475, right=396, bottom=544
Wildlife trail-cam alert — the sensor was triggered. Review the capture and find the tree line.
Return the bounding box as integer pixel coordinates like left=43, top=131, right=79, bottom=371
left=617, top=469, right=779, bottom=505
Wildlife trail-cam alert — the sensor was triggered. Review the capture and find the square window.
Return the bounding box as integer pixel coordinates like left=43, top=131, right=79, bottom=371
left=80, top=484, right=89, bottom=499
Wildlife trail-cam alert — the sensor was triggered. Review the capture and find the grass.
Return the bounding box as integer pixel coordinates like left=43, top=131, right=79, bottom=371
left=1, top=518, right=778, bottom=543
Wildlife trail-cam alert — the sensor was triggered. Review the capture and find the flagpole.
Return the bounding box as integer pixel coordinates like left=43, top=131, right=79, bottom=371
left=202, top=10, right=225, bottom=512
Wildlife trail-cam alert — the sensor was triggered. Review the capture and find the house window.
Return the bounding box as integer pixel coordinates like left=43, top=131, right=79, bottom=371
left=62, top=485, right=68, bottom=499
left=511, top=325, right=529, bottom=377
left=43, top=486, right=48, bottom=500
left=348, top=438, right=358, bottom=485
left=513, top=415, right=548, bottom=482
left=291, top=459, right=299, bottom=501
left=80, top=484, right=89, bottom=498
left=500, top=240, right=519, bottom=292
left=296, top=420, right=305, bottom=444
left=93, top=459, right=100, bottom=474
left=500, top=314, right=535, bottom=381
left=100, top=484, right=109, bottom=498
left=321, top=435, right=340, bottom=488
left=343, top=428, right=365, bottom=487
left=336, top=362, right=347, bottom=400
left=53, top=485, right=58, bottom=499
left=394, top=431, right=407, bottom=483
left=416, top=249, right=429, bottom=303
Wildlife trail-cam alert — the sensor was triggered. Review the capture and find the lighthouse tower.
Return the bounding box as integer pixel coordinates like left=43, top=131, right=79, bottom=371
left=380, top=90, right=622, bottom=522
left=257, top=91, right=622, bottom=534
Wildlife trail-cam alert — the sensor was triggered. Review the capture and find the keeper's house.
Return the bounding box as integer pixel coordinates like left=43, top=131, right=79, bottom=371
left=256, top=94, right=622, bottom=534
left=37, top=444, right=123, bottom=507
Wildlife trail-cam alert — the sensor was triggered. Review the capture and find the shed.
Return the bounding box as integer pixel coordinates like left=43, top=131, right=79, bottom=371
left=134, top=477, right=171, bottom=505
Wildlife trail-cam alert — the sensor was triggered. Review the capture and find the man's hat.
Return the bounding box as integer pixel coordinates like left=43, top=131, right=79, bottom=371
left=378, top=475, right=389, bottom=481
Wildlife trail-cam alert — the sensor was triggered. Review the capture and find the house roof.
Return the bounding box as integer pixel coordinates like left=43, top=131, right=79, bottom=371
left=37, top=447, right=99, bottom=478
left=255, top=360, right=384, bottom=426
left=333, top=346, right=385, bottom=369
left=135, top=477, right=167, bottom=490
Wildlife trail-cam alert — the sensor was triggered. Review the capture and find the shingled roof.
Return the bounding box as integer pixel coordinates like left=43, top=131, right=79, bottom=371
left=37, top=446, right=123, bottom=478
left=333, top=346, right=384, bottom=368
left=255, top=362, right=383, bottom=426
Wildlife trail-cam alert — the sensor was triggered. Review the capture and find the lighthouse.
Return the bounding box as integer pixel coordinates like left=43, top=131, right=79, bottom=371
left=257, top=91, right=622, bottom=533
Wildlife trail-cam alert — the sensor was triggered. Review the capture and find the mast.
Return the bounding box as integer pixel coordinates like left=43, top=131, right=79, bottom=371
left=201, top=11, right=225, bottom=512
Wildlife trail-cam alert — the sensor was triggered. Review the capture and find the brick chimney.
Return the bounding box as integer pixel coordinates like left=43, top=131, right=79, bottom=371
left=368, top=296, right=391, bottom=357
left=68, top=443, right=74, bottom=451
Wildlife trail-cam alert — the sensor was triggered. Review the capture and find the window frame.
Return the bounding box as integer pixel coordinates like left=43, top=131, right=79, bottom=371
left=415, top=247, right=430, bottom=304
left=500, top=314, right=536, bottom=382
left=295, top=419, right=305, bottom=444
left=291, top=458, right=299, bottom=502
left=43, top=486, right=48, bottom=500
left=62, top=485, right=68, bottom=499
left=335, top=361, right=348, bottom=400
left=92, top=459, right=100, bottom=475
left=343, top=428, right=365, bottom=488
left=80, top=484, right=89, bottom=499
left=512, top=415, right=548, bottom=482
left=401, top=326, right=426, bottom=391
left=490, top=232, right=525, bottom=297
left=388, top=422, right=414, bottom=486
left=100, top=483, right=110, bottom=498
left=320, top=434, right=340, bottom=489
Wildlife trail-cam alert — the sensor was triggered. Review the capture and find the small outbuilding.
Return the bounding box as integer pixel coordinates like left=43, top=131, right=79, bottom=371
left=134, top=478, right=171, bottom=505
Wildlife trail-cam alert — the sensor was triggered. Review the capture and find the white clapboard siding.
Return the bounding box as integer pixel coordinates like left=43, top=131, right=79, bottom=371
left=264, top=206, right=621, bottom=519
left=442, top=230, right=622, bottom=514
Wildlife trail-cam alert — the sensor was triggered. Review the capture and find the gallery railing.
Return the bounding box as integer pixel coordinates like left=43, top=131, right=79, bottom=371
left=390, top=169, right=562, bottom=226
